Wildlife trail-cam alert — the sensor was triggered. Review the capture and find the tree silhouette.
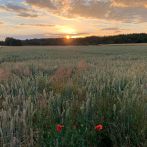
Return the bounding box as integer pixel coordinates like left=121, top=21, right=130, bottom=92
left=1, top=33, right=147, bottom=46
left=5, top=37, right=22, bottom=46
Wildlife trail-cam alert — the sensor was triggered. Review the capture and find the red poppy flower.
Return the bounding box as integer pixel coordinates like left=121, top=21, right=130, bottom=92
left=56, top=124, right=64, bottom=133
left=95, top=124, right=103, bottom=131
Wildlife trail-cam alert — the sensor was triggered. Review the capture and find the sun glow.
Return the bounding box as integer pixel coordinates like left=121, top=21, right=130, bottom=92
left=59, top=26, right=76, bottom=34
left=66, top=35, right=70, bottom=39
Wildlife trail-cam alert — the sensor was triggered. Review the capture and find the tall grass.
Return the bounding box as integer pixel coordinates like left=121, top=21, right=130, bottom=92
left=0, top=45, right=147, bottom=146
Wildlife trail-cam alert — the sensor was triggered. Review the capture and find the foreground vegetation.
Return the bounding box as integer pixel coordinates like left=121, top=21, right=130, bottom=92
left=0, top=45, right=147, bottom=147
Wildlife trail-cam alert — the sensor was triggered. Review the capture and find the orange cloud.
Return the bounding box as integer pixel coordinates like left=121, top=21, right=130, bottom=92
left=25, top=0, right=147, bottom=23
left=25, top=0, right=110, bottom=18
left=112, top=0, right=147, bottom=8
left=0, top=22, right=4, bottom=25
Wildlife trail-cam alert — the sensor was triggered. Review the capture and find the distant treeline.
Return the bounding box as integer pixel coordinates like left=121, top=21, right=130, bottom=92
left=0, top=33, right=147, bottom=46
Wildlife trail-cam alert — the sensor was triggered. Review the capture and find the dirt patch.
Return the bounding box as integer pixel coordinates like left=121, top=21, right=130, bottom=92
left=49, top=66, right=73, bottom=92
left=77, top=59, right=89, bottom=71
left=12, top=63, right=31, bottom=76
left=0, top=68, right=10, bottom=81
left=50, top=67, right=73, bottom=82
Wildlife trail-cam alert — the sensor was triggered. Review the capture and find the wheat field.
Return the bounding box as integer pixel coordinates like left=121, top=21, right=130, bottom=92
left=0, top=45, right=147, bottom=147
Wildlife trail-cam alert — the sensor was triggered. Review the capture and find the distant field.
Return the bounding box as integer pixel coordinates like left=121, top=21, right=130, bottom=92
left=102, top=43, right=147, bottom=47
left=0, top=45, right=147, bottom=146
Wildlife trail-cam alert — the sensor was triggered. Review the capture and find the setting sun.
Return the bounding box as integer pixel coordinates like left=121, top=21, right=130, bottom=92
left=66, top=35, right=70, bottom=39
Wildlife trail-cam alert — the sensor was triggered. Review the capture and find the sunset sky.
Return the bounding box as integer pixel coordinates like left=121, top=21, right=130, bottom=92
left=0, top=0, right=147, bottom=40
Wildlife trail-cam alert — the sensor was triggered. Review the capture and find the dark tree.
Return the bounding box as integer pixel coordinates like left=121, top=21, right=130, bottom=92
left=0, top=41, right=4, bottom=46
left=5, top=37, right=22, bottom=46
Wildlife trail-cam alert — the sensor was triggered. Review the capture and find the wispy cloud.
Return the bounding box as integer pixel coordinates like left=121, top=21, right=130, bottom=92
left=101, top=27, right=129, bottom=34
left=0, top=21, right=4, bottom=25
left=19, top=23, right=56, bottom=27
left=43, top=32, right=90, bottom=38
left=0, top=3, right=38, bottom=17
left=112, top=0, right=147, bottom=8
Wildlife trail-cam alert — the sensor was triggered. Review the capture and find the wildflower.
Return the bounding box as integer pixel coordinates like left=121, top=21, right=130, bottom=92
left=95, top=124, right=103, bottom=132
left=56, top=124, right=64, bottom=133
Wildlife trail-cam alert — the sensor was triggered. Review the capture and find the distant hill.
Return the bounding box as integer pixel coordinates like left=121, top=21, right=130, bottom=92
left=1, top=33, right=147, bottom=46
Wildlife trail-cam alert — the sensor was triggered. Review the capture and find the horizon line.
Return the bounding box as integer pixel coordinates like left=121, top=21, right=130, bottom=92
left=0, top=32, right=147, bottom=42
